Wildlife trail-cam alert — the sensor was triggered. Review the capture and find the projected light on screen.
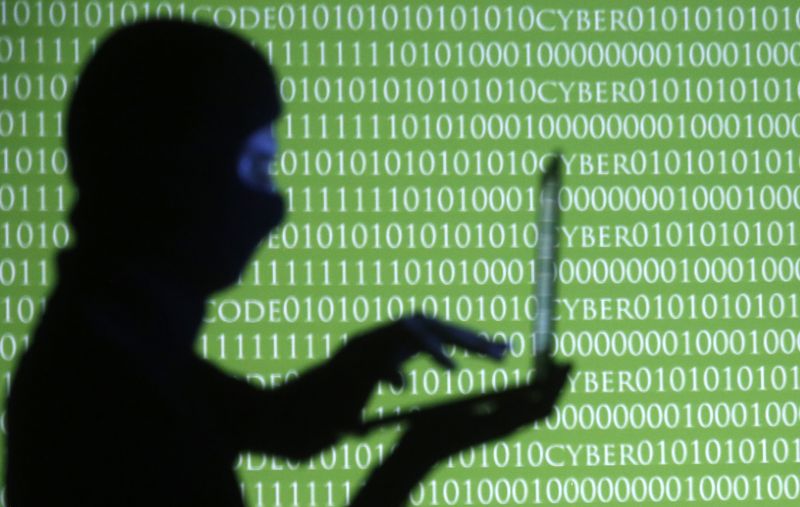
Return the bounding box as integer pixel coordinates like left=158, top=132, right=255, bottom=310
left=2, top=2, right=800, bottom=506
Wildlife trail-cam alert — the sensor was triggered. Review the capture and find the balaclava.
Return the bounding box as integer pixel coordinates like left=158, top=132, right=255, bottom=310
left=63, top=19, right=285, bottom=294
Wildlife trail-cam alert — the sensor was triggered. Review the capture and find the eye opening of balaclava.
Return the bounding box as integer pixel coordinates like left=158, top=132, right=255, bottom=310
left=64, top=19, right=284, bottom=287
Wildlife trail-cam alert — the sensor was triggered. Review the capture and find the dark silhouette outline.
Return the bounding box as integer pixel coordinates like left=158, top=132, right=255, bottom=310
left=4, top=19, right=569, bottom=507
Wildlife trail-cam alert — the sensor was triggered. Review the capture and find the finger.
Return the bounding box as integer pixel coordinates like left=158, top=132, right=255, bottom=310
left=417, top=316, right=508, bottom=360
left=546, top=365, right=571, bottom=405
left=446, top=403, right=534, bottom=445
left=402, top=315, right=456, bottom=369
left=422, top=316, right=508, bottom=359
left=479, top=391, right=554, bottom=430
left=542, top=362, right=571, bottom=393
left=525, top=364, right=571, bottom=413
left=554, top=363, right=571, bottom=385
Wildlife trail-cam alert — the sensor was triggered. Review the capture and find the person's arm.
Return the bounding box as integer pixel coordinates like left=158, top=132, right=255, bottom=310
left=189, top=314, right=508, bottom=460
left=188, top=353, right=360, bottom=460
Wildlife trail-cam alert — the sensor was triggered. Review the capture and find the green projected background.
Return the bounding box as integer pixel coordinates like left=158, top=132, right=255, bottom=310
left=3, top=1, right=800, bottom=505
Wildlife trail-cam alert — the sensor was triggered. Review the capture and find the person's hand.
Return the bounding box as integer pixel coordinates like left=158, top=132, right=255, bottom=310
left=336, top=312, right=508, bottom=387
left=279, top=313, right=509, bottom=439
left=348, top=361, right=571, bottom=507
left=395, top=361, right=571, bottom=465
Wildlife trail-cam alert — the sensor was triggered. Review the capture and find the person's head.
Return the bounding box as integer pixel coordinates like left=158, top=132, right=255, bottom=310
left=65, top=19, right=285, bottom=293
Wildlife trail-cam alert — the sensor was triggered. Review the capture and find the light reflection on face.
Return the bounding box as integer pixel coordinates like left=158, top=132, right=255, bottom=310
left=237, top=123, right=279, bottom=193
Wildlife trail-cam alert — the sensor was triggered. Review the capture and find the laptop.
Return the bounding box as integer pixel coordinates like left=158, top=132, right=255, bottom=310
left=355, top=155, right=562, bottom=433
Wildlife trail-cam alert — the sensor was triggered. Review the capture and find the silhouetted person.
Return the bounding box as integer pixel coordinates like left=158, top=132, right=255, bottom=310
left=4, top=19, right=569, bottom=507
